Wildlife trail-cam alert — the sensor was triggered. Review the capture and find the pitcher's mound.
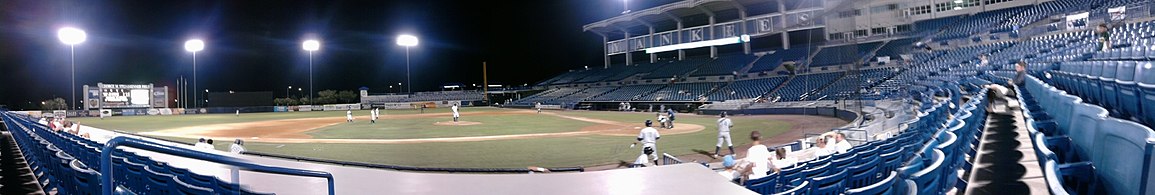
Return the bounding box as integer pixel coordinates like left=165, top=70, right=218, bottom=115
left=433, top=121, right=483, bottom=126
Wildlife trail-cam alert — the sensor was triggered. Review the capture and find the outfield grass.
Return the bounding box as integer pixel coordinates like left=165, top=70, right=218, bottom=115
left=79, top=108, right=797, bottom=168
left=71, top=107, right=504, bottom=133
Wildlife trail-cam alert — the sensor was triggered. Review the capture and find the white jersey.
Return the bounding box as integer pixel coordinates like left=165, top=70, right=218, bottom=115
left=717, top=118, right=732, bottom=133
left=452, top=105, right=460, bottom=117
left=637, top=127, right=660, bottom=148
left=834, top=140, right=853, bottom=154
left=229, top=144, right=246, bottom=154
left=746, top=144, right=772, bottom=179
left=194, top=142, right=214, bottom=150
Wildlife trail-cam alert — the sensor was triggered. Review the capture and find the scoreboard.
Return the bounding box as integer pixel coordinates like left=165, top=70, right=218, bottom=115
left=84, top=83, right=168, bottom=110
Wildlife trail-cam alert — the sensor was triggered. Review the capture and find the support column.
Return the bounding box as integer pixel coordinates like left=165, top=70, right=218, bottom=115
left=623, top=30, right=632, bottom=65
left=780, top=0, right=790, bottom=50
left=598, top=33, right=610, bottom=68
left=677, top=22, right=685, bottom=60
left=648, top=26, right=657, bottom=63
left=709, top=15, right=718, bottom=58
left=739, top=10, right=751, bottom=54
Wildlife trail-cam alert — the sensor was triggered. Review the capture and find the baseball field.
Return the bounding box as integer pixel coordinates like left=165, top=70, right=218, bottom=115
left=72, top=107, right=848, bottom=170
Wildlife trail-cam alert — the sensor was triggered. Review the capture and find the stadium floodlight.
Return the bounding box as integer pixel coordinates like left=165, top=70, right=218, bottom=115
left=302, top=39, right=320, bottom=105
left=185, top=39, right=205, bottom=109
left=396, top=34, right=418, bottom=94
left=58, top=27, right=87, bottom=110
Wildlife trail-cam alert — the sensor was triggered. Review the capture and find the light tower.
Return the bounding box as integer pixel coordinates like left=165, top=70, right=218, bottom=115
left=184, top=39, right=204, bottom=108
left=396, top=35, right=418, bottom=94
left=57, top=27, right=86, bottom=110
left=302, top=40, right=320, bottom=104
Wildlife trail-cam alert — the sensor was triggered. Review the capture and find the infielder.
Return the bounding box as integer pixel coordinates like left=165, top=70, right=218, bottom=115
left=452, top=104, right=460, bottom=122
left=346, top=109, right=354, bottom=123
left=714, top=112, right=734, bottom=158
left=371, top=108, right=379, bottom=124
left=632, top=120, right=661, bottom=166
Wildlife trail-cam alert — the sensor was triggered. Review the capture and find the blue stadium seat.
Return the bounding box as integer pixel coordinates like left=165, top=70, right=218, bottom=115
left=908, top=149, right=945, bottom=195
left=773, top=180, right=809, bottom=195
left=845, top=171, right=897, bottom=195
left=830, top=153, right=857, bottom=171
left=1044, top=160, right=1073, bottom=195
left=808, top=169, right=848, bottom=195
left=1065, top=103, right=1108, bottom=160
left=143, top=163, right=176, bottom=194
left=1085, top=62, right=1104, bottom=104
left=1100, top=61, right=1120, bottom=112
left=777, top=163, right=807, bottom=188
left=1116, top=62, right=1141, bottom=119
left=846, top=155, right=880, bottom=189
left=175, top=176, right=215, bottom=195
left=70, top=159, right=101, bottom=195
left=801, top=161, right=831, bottom=180
left=746, top=173, right=778, bottom=194
left=1137, top=62, right=1155, bottom=125
left=1091, top=118, right=1155, bottom=195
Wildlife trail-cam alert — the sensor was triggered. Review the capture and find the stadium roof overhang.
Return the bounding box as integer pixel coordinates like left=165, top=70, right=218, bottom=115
left=583, top=0, right=759, bottom=35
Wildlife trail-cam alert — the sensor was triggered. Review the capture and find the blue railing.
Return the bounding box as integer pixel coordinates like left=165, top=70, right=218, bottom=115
left=99, top=137, right=336, bottom=195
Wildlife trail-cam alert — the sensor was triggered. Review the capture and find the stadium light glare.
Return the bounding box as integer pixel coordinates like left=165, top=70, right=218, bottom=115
left=184, top=39, right=204, bottom=52
left=396, top=35, right=418, bottom=94
left=396, top=35, right=419, bottom=46
left=185, top=39, right=205, bottom=109
left=645, top=35, right=750, bottom=54
left=302, top=39, right=320, bottom=105
left=303, top=40, right=320, bottom=51
left=58, top=27, right=87, bottom=110
left=57, top=27, right=87, bottom=45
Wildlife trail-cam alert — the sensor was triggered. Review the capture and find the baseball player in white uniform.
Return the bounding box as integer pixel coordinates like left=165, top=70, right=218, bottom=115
left=451, top=104, right=460, bottom=122
left=371, top=108, right=379, bottom=124
left=715, top=112, right=734, bottom=158
left=632, top=120, right=661, bottom=166
left=346, top=110, right=354, bottom=123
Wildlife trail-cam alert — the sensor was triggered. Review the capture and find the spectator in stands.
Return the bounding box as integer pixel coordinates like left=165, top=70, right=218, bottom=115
left=985, top=61, right=1026, bottom=112
left=75, top=122, right=90, bottom=138
left=742, top=131, right=772, bottom=180
left=194, top=138, right=213, bottom=150
left=1097, top=24, right=1111, bottom=51
left=230, top=139, right=245, bottom=154
left=833, top=132, right=852, bottom=154
left=717, top=155, right=740, bottom=184
left=770, top=147, right=797, bottom=171
left=978, top=54, right=990, bottom=67
left=37, top=117, right=47, bottom=125
left=714, top=112, right=735, bottom=158
left=813, top=136, right=834, bottom=157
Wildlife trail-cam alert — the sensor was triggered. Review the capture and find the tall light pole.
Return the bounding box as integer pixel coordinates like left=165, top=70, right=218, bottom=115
left=184, top=39, right=204, bottom=109
left=303, top=40, right=319, bottom=105
left=396, top=35, right=418, bottom=94
left=287, top=86, right=292, bottom=99
left=58, top=27, right=86, bottom=110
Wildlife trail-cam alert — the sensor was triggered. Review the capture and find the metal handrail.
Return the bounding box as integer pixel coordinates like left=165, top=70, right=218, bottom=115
left=100, top=136, right=335, bottom=195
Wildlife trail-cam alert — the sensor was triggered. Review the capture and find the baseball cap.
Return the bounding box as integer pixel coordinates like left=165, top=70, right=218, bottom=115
left=645, top=120, right=653, bottom=127
left=722, top=155, right=735, bottom=167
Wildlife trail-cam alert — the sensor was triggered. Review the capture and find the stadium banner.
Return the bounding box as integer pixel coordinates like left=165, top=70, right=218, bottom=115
left=147, top=109, right=160, bottom=115
left=747, top=15, right=779, bottom=36
left=607, top=40, right=628, bottom=55
left=298, top=105, right=314, bottom=112
left=653, top=31, right=678, bottom=47
left=681, top=26, right=709, bottom=43
left=713, top=21, right=744, bottom=39
left=159, top=108, right=173, bottom=115
left=1065, top=12, right=1089, bottom=29
left=378, top=103, right=412, bottom=110
left=122, top=109, right=137, bottom=116
left=537, top=104, right=563, bottom=110
left=323, top=104, right=360, bottom=111
left=1109, top=6, right=1126, bottom=21
left=274, top=106, right=289, bottom=112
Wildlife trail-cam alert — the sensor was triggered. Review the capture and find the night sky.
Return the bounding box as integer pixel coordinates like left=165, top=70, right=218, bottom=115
left=0, top=0, right=679, bottom=110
